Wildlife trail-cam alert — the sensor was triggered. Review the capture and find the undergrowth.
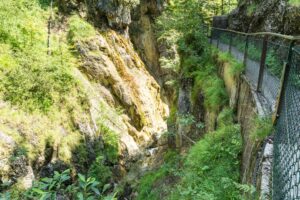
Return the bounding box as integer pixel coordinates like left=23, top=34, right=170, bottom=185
left=250, top=116, right=274, bottom=141
left=0, top=0, right=80, bottom=113
left=218, top=52, right=245, bottom=76
left=137, top=109, right=254, bottom=200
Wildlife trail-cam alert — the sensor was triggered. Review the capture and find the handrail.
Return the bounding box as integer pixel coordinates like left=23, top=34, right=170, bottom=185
left=205, top=25, right=300, bottom=41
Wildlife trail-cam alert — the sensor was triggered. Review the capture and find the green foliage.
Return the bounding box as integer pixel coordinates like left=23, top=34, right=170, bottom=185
left=178, top=114, right=196, bottom=126
left=136, top=151, right=180, bottom=200
left=250, top=116, right=274, bottom=141
left=68, top=15, right=96, bottom=44
left=155, top=0, right=212, bottom=74
left=137, top=166, right=169, bottom=200
left=0, top=0, right=78, bottom=112
left=266, top=49, right=283, bottom=77
left=141, top=110, right=250, bottom=199
left=230, top=61, right=245, bottom=76
left=169, top=110, right=245, bottom=200
left=247, top=44, right=261, bottom=61
left=25, top=169, right=71, bottom=199
left=22, top=169, right=115, bottom=200
left=97, top=120, right=119, bottom=163
left=217, top=108, right=234, bottom=128
left=288, top=0, right=300, bottom=6
left=247, top=4, right=257, bottom=16
left=218, top=52, right=245, bottom=76
left=88, top=156, right=112, bottom=188
left=192, top=63, right=228, bottom=112
left=73, top=174, right=101, bottom=200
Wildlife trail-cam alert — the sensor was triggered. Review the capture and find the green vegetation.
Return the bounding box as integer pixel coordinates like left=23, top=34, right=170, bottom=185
left=88, top=156, right=112, bottom=188
left=0, top=1, right=119, bottom=197
left=218, top=52, right=245, bottom=76
left=23, top=169, right=115, bottom=200
left=265, top=49, right=283, bottom=77
left=289, top=0, right=300, bottom=6
left=191, top=52, right=228, bottom=112
left=250, top=116, right=273, bottom=141
left=97, top=120, right=119, bottom=164
left=247, top=4, right=257, bottom=16
left=1, top=169, right=117, bottom=199
left=137, top=109, right=254, bottom=199
left=0, top=0, right=80, bottom=113
left=68, top=15, right=96, bottom=44
left=155, top=0, right=238, bottom=75
left=136, top=151, right=180, bottom=200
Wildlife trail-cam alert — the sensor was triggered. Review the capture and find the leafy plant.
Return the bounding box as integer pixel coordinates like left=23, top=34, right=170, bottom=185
left=23, top=169, right=115, bottom=200
left=178, top=114, right=196, bottom=126
left=73, top=174, right=101, bottom=200
left=24, top=169, right=71, bottom=199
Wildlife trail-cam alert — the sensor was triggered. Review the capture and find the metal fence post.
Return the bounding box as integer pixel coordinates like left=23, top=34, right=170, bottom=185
left=272, top=41, right=296, bottom=125
left=229, top=32, right=233, bottom=53
left=256, top=35, right=269, bottom=92
left=243, top=35, right=249, bottom=67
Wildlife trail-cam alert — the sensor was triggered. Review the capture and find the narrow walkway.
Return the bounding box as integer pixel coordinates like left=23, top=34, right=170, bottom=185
left=212, top=40, right=280, bottom=112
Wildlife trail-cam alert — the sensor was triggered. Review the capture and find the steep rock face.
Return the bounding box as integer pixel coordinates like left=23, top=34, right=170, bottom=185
left=130, top=0, right=166, bottom=80
left=229, top=0, right=300, bottom=34
left=76, top=30, right=168, bottom=144
left=59, top=0, right=140, bottom=30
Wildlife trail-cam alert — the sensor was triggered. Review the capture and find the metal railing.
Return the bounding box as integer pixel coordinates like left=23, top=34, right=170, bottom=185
left=204, top=24, right=300, bottom=199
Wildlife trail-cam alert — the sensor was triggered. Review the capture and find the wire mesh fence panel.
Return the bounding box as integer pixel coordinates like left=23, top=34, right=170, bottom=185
left=273, top=48, right=300, bottom=200
left=244, top=36, right=263, bottom=88
left=218, top=31, right=231, bottom=52
left=230, top=33, right=247, bottom=61
left=261, top=39, right=289, bottom=110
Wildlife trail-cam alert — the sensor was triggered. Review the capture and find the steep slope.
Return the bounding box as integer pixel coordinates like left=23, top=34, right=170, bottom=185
left=0, top=0, right=168, bottom=196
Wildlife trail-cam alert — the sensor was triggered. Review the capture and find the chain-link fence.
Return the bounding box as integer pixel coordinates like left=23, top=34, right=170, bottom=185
left=205, top=25, right=300, bottom=199
left=273, top=47, right=300, bottom=200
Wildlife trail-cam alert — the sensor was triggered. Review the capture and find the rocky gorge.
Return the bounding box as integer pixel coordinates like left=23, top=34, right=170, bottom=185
left=1, top=0, right=300, bottom=199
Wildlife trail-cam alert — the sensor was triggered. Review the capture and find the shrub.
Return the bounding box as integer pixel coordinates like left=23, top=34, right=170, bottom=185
left=193, top=65, right=228, bottom=112
left=68, top=15, right=96, bottom=44
left=169, top=110, right=244, bottom=200
left=250, top=116, right=274, bottom=141
left=136, top=151, right=180, bottom=200
left=88, top=156, right=112, bottom=188
left=97, top=120, right=119, bottom=164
